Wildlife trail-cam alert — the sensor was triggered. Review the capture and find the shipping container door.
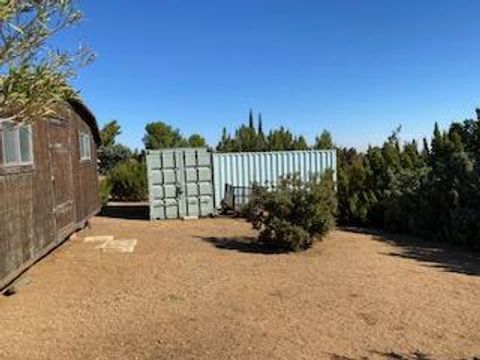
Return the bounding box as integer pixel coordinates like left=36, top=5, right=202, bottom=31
left=48, top=119, right=75, bottom=241
left=183, top=149, right=214, bottom=218
left=147, top=148, right=214, bottom=220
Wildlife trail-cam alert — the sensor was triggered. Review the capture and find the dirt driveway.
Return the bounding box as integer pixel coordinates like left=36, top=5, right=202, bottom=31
left=0, top=216, right=479, bottom=360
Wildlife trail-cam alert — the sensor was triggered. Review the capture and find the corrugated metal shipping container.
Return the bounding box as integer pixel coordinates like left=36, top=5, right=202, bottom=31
left=147, top=148, right=215, bottom=220
left=213, top=150, right=337, bottom=209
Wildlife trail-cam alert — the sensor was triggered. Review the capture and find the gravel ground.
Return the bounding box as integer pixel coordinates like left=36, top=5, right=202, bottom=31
left=0, top=216, right=479, bottom=360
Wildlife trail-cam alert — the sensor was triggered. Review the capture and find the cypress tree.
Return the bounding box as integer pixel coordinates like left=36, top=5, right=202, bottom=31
left=249, top=109, right=255, bottom=130
left=258, top=113, right=263, bottom=135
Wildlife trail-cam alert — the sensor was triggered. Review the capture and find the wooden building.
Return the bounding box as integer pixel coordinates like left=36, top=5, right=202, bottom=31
left=0, top=99, right=101, bottom=290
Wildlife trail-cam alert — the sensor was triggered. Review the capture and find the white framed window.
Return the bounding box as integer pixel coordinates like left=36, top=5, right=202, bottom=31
left=0, top=120, right=34, bottom=167
left=79, top=132, right=92, bottom=161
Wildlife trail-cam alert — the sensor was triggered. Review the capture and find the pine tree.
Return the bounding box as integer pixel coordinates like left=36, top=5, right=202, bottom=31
left=249, top=109, right=255, bottom=130
left=293, top=136, right=309, bottom=150
left=314, top=130, right=334, bottom=150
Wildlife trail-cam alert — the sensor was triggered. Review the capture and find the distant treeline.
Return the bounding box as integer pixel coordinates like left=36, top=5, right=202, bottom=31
left=216, top=110, right=333, bottom=152
left=99, top=108, right=480, bottom=250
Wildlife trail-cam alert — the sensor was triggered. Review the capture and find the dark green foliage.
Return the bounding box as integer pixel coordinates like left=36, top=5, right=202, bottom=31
left=234, top=125, right=263, bottom=151
left=314, top=130, right=334, bottom=150
left=143, top=122, right=189, bottom=149
left=98, top=143, right=132, bottom=175
left=143, top=121, right=208, bottom=150
left=258, top=113, right=264, bottom=135
left=337, top=129, right=429, bottom=230
left=292, top=135, right=309, bottom=150
left=188, top=134, right=206, bottom=147
left=217, top=111, right=333, bottom=152
left=248, top=109, right=255, bottom=129
left=266, top=126, right=295, bottom=151
left=98, top=120, right=132, bottom=175
left=337, top=110, right=480, bottom=249
left=108, top=160, right=148, bottom=201
left=100, top=120, right=121, bottom=147
left=247, top=172, right=337, bottom=252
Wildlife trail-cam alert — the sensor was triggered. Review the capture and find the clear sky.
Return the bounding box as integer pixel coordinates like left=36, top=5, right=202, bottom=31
left=58, top=0, right=480, bottom=150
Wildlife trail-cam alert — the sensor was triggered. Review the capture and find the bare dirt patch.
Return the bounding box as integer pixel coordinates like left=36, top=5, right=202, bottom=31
left=0, top=217, right=479, bottom=360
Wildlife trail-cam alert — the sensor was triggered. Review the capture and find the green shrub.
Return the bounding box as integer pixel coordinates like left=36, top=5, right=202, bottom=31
left=108, top=160, right=148, bottom=201
left=99, top=176, right=112, bottom=206
left=247, top=171, right=337, bottom=252
left=98, top=143, right=132, bottom=175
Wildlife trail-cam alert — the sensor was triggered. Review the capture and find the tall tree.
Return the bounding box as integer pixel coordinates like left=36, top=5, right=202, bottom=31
left=292, top=135, right=309, bottom=150
left=0, top=0, right=94, bottom=122
left=188, top=134, right=207, bottom=147
left=217, top=127, right=234, bottom=152
left=258, top=113, right=264, bottom=135
left=314, top=130, right=334, bottom=150
left=143, top=121, right=188, bottom=149
left=98, top=121, right=131, bottom=175
left=235, top=125, right=259, bottom=151
left=256, top=113, right=267, bottom=151
left=248, top=109, right=254, bottom=129
left=101, top=120, right=121, bottom=147
left=267, top=127, right=294, bottom=150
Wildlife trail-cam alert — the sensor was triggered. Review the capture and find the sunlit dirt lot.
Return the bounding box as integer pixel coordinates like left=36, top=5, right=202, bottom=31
left=1, top=215, right=479, bottom=360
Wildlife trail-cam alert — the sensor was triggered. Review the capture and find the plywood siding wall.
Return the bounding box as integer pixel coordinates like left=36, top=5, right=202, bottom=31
left=0, top=104, right=100, bottom=289
left=72, top=108, right=100, bottom=223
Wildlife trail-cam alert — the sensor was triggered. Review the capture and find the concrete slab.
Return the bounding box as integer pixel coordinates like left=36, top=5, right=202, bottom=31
left=96, top=239, right=138, bottom=253
left=84, top=235, right=114, bottom=243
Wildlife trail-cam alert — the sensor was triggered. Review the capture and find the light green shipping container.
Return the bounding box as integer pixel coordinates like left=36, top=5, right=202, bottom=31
left=146, top=148, right=214, bottom=220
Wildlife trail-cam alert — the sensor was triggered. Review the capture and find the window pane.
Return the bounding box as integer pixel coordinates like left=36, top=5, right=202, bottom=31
left=82, top=135, right=85, bottom=158
left=79, top=134, right=83, bottom=158
left=86, top=135, right=91, bottom=159
left=80, top=133, right=91, bottom=160
left=3, top=124, right=18, bottom=164
left=19, top=125, right=32, bottom=163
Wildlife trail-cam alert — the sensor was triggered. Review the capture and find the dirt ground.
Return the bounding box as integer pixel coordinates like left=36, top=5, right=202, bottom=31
left=1, top=215, right=479, bottom=360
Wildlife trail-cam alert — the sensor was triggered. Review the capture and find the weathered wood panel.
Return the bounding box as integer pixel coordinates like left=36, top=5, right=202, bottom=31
left=0, top=101, right=100, bottom=290
left=71, top=106, right=100, bottom=224
left=48, top=118, right=75, bottom=240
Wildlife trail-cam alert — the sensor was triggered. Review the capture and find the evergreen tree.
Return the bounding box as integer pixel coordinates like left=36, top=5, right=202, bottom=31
left=101, top=120, right=121, bottom=147
left=217, top=127, right=234, bottom=152
left=249, top=109, right=255, bottom=129
left=188, top=134, right=207, bottom=147
left=258, top=113, right=264, bottom=135
left=267, top=127, right=294, bottom=150
left=292, top=135, right=309, bottom=150
left=256, top=113, right=267, bottom=151
left=98, top=120, right=131, bottom=175
left=143, top=121, right=188, bottom=149
left=314, top=130, right=334, bottom=149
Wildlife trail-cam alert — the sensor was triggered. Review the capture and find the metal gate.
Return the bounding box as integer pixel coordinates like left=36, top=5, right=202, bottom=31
left=147, top=148, right=214, bottom=220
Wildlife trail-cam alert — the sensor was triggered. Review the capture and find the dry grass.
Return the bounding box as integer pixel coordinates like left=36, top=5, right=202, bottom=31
left=0, top=216, right=479, bottom=360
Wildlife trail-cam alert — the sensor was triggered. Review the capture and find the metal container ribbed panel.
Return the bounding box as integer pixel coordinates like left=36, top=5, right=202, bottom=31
left=147, top=148, right=214, bottom=220
left=212, top=150, right=337, bottom=209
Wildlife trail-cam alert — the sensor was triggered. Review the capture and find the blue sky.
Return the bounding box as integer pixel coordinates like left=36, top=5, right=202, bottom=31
left=59, top=0, right=480, bottom=150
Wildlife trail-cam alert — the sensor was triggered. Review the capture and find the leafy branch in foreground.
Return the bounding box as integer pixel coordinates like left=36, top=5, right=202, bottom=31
left=0, top=0, right=94, bottom=122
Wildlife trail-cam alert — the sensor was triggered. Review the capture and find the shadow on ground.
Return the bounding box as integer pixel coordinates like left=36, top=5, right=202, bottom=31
left=98, top=203, right=149, bottom=220
left=331, top=351, right=479, bottom=360
left=198, top=236, right=290, bottom=254
left=342, top=227, right=480, bottom=277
